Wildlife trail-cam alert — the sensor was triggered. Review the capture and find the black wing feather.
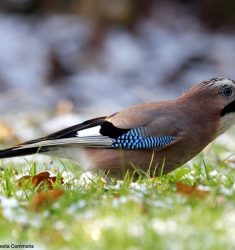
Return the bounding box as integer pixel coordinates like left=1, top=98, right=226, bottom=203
left=21, top=116, right=106, bottom=146
left=48, top=116, right=107, bottom=139
left=20, top=116, right=130, bottom=147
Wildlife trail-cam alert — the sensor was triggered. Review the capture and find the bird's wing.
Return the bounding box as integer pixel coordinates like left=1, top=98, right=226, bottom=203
left=19, top=116, right=113, bottom=149
left=18, top=106, right=183, bottom=150
left=0, top=106, right=184, bottom=159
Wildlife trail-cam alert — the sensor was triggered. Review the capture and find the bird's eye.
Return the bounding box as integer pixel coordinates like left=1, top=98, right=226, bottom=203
left=222, top=86, right=233, bottom=97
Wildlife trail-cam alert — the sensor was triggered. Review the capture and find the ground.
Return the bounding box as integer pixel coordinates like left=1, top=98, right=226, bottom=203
left=0, top=141, right=234, bottom=250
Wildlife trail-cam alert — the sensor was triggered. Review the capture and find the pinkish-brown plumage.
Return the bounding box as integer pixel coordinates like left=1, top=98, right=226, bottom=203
left=84, top=85, right=223, bottom=177
left=0, top=77, right=235, bottom=178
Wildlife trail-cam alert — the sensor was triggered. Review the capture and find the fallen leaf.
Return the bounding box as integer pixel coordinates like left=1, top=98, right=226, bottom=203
left=176, top=182, right=209, bottom=198
left=18, top=175, right=31, bottom=187
left=31, top=189, right=64, bottom=211
left=18, top=171, right=64, bottom=190
left=32, top=171, right=50, bottom=186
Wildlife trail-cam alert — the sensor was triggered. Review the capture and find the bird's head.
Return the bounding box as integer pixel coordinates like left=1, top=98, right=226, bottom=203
left=213, top=78, right=235, bottom=117
left=185, top=77, right=235, bottom=134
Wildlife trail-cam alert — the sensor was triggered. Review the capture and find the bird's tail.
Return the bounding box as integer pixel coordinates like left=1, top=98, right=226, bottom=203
left=0, top=145, right=49, bottom=159
left=0, top=136, right=112, bottom=160
left=0, top=116, right=112, bottom=160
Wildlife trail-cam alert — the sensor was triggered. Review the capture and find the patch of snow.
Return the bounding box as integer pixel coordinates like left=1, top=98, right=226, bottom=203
left=67, top=200, right=87, bottom=214
left=151, top=218, right=178, bottom=234
left=77, top=171, right=94, bottom=186
left=129, top=182, right=147, bottom=194
left=127, top=222, right=144, bottom=237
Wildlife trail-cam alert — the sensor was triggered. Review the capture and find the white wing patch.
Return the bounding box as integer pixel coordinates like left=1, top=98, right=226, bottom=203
left=15, top=125, right=114, bottom=150
left=17, top=137, right=112, bottom=149
left=77, top=126, right=102, bottom=137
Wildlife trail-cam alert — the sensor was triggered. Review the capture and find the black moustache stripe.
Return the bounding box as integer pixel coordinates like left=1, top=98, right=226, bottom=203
left=221, top=100, right=235, bottom=116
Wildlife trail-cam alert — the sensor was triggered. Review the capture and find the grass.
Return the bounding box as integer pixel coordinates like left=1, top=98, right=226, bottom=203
left=0, top=144, right=235, bottom=250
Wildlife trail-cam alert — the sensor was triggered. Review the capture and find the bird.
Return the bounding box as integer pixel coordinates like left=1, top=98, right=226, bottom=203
left=0, top=77, right=235, bottom=178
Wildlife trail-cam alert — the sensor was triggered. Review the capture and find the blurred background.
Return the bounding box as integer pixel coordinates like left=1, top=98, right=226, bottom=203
left=1, top=0, right=235, bottom=143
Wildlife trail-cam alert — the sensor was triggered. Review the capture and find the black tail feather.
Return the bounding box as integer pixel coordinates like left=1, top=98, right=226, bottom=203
left=0, top=146, right=49, bottom=159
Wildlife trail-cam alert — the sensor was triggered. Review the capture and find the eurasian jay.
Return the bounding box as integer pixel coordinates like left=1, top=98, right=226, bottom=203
left=0, top=77, right=234, bottom=177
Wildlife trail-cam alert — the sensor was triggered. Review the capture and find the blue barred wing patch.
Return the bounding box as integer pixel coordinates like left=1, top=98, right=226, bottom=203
left=112, top=128, right=175, bottom=150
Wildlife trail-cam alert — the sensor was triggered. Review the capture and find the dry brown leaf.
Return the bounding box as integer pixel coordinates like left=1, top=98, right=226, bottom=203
left=18, top=175, right=31, bottom=187
left=176, top=182, right=209, bottom=198
left=32, top=171, right=50, bottom=186
left=31, top=189, right=64, bottom=211
left=18, top=171, right=64, bottom=190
